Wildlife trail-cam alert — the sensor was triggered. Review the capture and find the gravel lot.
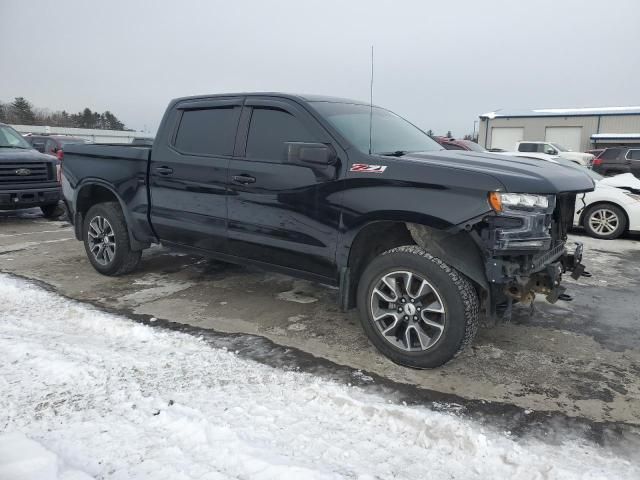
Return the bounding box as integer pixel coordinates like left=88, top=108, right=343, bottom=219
left=1, top=207, right=640, bottom=442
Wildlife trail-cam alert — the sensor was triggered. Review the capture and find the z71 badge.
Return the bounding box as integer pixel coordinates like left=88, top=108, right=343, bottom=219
left=350, top=163, right=388, bottom=173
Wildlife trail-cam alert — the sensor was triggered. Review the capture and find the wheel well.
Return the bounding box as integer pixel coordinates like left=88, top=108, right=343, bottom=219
left=74, top=185, right=121, bottom=239
left=77, top=185, right=119, bottom=217
left=580, top=201, right=629, bottom=231
left=343, top=221, right=488, bottom=311
left=346, top=221, right=416, bottom=309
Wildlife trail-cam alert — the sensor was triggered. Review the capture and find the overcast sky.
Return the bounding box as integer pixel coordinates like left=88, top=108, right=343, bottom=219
left=2, top=0, right=639, bottom=136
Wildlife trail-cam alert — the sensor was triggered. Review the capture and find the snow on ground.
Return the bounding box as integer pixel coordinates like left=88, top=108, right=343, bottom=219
left=0, top=274, right=637, bottom=480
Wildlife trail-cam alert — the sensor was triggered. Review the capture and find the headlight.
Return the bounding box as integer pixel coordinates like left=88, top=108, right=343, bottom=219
left=488, top=192, right=554, bottom=213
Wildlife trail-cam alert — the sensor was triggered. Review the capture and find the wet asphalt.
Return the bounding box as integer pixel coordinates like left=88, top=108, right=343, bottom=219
left=1, top=208, right=640, bottom=455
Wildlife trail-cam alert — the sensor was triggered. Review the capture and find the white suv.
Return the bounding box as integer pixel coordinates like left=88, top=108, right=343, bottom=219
left=516, top=141, right=593, bottom=166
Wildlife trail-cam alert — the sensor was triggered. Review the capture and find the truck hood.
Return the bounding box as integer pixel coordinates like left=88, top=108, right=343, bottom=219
left=391, top=150, right=595, bottom=194
left=0, top=147, right=56, bottom=163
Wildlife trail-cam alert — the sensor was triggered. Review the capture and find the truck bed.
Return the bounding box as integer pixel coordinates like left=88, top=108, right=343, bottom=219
left=62, top=143, right=154, bottom=246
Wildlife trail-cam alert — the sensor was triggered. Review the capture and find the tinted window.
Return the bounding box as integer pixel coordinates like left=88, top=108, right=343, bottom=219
left=29, top=137, right=47, bottom=152
left=628, top=149, right=640, bottom=160
left=601, top=148, right=621, bottom=160
left=245, top=108, right=316, bottom=161
left=518, top=143, right=537, bottom=152
left=174, top=107, right=240, bottom=156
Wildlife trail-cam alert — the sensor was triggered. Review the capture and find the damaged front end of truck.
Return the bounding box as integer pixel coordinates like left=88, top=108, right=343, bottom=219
left=408, top=191, right=590, bottom=325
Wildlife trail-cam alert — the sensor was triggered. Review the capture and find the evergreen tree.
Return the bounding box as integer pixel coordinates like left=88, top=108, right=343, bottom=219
left=1, top=98, right=128, bottom=130
left=11, top=97, right=35, bottom=124
left=0, top=102, right=7, bottom=123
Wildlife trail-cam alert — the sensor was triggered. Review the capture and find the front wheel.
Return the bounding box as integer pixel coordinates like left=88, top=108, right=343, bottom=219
left=583, top=203, right=626, bottom=239
left=83, top=202, right=142, bottom=275
left=356, top=245, right=479, bottom=368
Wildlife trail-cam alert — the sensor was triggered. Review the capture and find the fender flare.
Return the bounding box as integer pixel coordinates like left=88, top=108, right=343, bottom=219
left=74, top=179, right=149, bottom=251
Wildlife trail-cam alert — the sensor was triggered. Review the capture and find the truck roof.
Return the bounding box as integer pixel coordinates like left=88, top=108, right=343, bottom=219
left=170, top=92, right=371, bottom=106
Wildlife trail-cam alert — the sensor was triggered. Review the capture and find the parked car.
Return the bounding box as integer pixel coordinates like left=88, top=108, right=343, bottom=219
left=433, top=137, right=487, bottom=152
left=25, top=135, right=90, bottom=161
left=577, top=173, right=640, bottom=239
left=62, top=93, right=593, bottom=368
left=0, top=124, right=63, bottom=218
left=591, top=146, right=640, bottom=178
left=498, top=152, right=640, bottom=239
left=516, top=141, right=594, bottom=166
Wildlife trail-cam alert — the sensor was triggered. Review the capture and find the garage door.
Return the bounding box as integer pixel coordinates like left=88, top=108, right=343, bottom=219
left=491, top=127, right=524, bottom=151
left=545, top=127, right=582, bottom=152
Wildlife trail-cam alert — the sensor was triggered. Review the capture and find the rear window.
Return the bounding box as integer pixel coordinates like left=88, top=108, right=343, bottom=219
left=441, top=143, right=465, bottom=150
left=627, top=149, right=640, bottom=160
left=174, top=107, right=240, bottom=156
left=517, top=143, right=537, bottom=152
left=600, top=148, right=621, bottom=160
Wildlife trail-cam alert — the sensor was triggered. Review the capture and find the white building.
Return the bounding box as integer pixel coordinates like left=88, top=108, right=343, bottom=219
left=11, top=124, right=152, bottom=143
left=478, top=106, right=640, bottom=152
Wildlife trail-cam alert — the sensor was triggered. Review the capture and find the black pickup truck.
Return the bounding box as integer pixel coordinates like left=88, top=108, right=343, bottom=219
left=62, top=93, right=594, bottom=368
left=1, top=123, right=62, bottom=218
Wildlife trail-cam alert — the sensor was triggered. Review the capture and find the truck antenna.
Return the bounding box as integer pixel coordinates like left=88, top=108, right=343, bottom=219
left=369, top=45, right=374, bottom=155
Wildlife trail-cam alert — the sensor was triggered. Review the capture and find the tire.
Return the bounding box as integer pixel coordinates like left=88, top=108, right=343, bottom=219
left=40, top=203, right=63, bottom=219
left=356, top=245, right=479, bottom=369
left=582, top=203, right=626, bottom=240
left=83, top=202, right=142, bottom=275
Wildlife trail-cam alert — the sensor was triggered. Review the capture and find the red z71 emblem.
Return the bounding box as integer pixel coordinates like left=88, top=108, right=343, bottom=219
left=350, top=163, right=388, bottom=173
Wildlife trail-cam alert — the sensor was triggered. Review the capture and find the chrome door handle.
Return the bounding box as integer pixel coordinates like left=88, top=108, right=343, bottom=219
left=232, top=174, right=256, bottom=184
left=155, top=166, right=174, bottom=175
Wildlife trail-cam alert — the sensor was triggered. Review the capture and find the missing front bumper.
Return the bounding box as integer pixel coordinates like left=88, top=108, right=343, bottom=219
left=486, top=242, right=588, bottom=322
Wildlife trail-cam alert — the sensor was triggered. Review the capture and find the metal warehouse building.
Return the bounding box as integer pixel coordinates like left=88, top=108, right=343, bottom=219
left=478, top=106, right=640, bottom=152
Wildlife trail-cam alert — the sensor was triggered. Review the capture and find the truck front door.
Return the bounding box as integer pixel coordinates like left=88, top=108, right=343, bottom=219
left=149, top=97, right=242, bottom=251
left=226, top=97, right=343, bottom=280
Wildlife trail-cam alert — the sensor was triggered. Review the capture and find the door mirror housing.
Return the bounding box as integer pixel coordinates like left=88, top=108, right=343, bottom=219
left=286, top=142, right=337, bottom=166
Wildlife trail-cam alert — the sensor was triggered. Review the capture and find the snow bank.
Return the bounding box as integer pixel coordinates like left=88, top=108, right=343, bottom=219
left=0, top=274, right=637, bottom=479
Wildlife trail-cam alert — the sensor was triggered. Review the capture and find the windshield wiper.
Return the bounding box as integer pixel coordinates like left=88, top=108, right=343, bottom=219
left=0, top=145, right=28, bottom=149
left=377, top=150, right=410, bottom=157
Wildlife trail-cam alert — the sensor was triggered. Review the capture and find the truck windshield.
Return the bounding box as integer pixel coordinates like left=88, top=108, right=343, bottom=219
left=311, top=102, right=442, bottom=155
left=551, top=143, right=569, bottom=152
left=0, top=125, right=32, bottom=149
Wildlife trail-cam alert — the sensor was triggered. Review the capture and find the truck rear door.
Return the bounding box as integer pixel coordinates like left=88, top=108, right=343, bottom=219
left=149, top=97, right=242, bottom=251
left=226, top=97, right=342, bottom=280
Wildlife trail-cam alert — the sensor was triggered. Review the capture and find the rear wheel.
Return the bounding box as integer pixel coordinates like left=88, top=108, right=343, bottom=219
left=357, top=245, right=479, bottom=368
left=83, top=202, right=141, bottom=275
left=583, top=203, right=626, bottom=239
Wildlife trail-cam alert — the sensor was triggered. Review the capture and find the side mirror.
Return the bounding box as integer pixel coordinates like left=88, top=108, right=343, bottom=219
left=286, top=142, right=337, bottom=166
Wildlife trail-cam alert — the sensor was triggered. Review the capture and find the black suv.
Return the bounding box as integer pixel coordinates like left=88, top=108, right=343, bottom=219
left=592, top=147, right=640, bottom=178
